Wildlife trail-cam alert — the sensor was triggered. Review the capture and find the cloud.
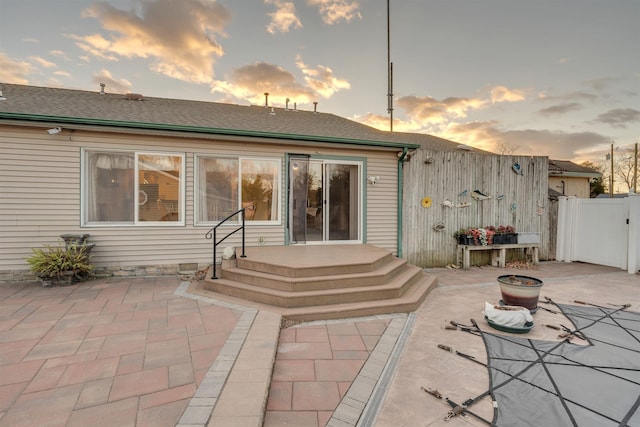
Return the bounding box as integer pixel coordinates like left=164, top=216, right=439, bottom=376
left=50, top=50, right=71, bottom=61
left=591, top=108, right=640, bottom=128
left=582, top=77, right=615, bottom=92
left=396, top=95, right=485, bottom=125
left=537, top=90, right=598, bottom=103
left=210, top=57, right=350, bottom=106
left=308, top=0, right=362, bottom=24
left=53, top=70, right=72, bottom=79
left=0, top=52, right=32, bottom=84
left=537, top=102, right=582, bottom=117
left=211, top=61, right=314, bottom=105
left=442, top=121, right=611, bottom=160
left=295, top=56, right=350, bottom=97
left=28, top=56, right=56, bottom=68
left=490, top=85, right=526, bottom=103
left=352, top=112, right=423, bottom=133
left=92, top=69, right=133, bottom=94
left=265, top=0, right=302, bottom=34
left=75, top=0, right=230, bottom=83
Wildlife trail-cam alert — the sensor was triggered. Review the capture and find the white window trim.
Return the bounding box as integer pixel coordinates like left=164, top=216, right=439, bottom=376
left=195, top=154, right=282, bottom=227
left=81, top=148, right=186, bottom=227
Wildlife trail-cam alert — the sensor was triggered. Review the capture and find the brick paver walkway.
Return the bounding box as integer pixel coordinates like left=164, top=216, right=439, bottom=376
left=265, top=319, right=391, bottom=426
left=0, top=277, right=242, bottom=427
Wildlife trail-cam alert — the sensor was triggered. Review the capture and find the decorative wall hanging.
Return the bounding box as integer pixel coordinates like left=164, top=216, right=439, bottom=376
left=510, top=202, right=518, bottom=212
left=456, top=202, right=471, bottom=208
left=512, top=162, right=524, bottom=175
left=496, top=194, right=505, bottom=201
left=441, top=199, right=454, bottom=208
left=421, top=197, right=432, bottom=208
left=471, top=190, right=490, bottom=201
left=458, top=189, right=469, bottom=197
left=432, top=221, right=445, bottom=231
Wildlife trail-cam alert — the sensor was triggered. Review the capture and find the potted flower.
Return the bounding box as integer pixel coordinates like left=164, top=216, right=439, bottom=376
left=484, top=226, right=496, bottom=245
left=503, top=225, right=517, bottom=244
left=453, top=228, right=471, bottom=245
left=495, top=225, right=517, bottom=244
left=467, top=227, right=494, bottom=246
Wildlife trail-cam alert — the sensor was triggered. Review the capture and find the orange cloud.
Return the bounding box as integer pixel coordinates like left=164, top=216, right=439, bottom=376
left=92, top=69, right=133, bottom=94
left=0, top=52, right=32, bottom=84
left=295, top=56, right=350, bottom=98
left=265, top=0, right=302, bottom=34
left=210, top=56, right=350, bottom=107
left=396, top=95, right=485, bottom=124
left=490, top=85, right=526, bottom=103
left=74, top=0, right=230, bottom=83
left=308, top=0, right=362, bottom=24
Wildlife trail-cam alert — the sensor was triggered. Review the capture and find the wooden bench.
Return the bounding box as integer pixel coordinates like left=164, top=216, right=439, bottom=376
left=457, top=243, right=539, bottom=270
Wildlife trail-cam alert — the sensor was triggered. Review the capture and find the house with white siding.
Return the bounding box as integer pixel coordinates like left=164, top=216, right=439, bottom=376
left=1, top=83, right=470, bottom=282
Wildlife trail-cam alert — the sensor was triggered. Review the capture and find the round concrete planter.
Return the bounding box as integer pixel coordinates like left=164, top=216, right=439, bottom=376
left=497, top=275, right=543, bottom=311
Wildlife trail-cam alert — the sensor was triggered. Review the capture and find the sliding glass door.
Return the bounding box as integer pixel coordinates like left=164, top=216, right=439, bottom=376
left=288, top=156, right=361, bottom=244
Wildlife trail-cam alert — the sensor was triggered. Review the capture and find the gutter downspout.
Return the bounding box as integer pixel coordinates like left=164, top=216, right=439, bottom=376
left=397, top=148, right=409, bottom=258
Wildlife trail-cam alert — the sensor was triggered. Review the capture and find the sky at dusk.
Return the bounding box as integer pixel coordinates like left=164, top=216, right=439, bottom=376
left=1, top=0, right=638, bottom=168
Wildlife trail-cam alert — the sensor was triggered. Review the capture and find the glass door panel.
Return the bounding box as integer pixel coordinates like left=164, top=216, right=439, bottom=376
left=305, top=162, right=323, bottom=242
left=327, top=163, right=360, bottom=241
left=289, top=156, right=309, bottom=243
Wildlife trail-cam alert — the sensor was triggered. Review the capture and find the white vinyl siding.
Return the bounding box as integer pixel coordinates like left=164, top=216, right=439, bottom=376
left=0, top=125, right=400, bottom=275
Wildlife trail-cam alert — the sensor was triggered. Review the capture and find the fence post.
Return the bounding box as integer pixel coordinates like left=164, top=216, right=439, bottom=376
left=628, top=192, right=640, bottom=274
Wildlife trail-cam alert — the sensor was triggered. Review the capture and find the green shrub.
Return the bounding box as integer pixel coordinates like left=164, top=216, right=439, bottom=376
left=27, top=242, right=94, bottom=283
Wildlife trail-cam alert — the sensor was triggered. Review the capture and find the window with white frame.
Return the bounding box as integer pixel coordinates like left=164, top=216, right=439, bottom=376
left=84, top=150, right=184, bottom=225
left=197, top=156, right=280, bottom=224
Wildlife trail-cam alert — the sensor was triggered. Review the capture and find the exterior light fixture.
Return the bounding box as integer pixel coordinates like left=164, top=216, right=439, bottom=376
left=46, top=127, right=62, bottom=135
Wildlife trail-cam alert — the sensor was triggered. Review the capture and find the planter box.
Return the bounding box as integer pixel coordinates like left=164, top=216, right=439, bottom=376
left=517, top=232, right=539, bottom=244
left=505, top=233, right=518, bottom=244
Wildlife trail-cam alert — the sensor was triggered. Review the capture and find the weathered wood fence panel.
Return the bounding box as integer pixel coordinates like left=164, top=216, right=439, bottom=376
left=402, top=150, right=549, bottom=267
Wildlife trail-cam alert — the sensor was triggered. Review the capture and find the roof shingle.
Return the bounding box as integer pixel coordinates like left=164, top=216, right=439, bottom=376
left=0, top=83, right=467, bottom=151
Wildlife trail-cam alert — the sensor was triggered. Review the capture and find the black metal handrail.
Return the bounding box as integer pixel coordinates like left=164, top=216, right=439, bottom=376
left=204, top=204, right=254, bottom=279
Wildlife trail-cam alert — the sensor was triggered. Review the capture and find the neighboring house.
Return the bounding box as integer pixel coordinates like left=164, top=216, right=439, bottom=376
left=548, top=159, right=601, bottom=198
left=2, top=83, right=472, bottom=280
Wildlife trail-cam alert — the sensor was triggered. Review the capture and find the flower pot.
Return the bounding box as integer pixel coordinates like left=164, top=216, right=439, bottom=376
left=497, top=275, right=543, bottom=311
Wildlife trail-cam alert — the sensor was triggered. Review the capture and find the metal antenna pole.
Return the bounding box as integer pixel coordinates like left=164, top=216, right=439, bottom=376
left=387, top=0, right=393, bottom=132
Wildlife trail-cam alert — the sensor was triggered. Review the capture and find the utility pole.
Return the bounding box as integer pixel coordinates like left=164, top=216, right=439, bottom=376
left=634, top=142, right=638, bottom=193
left=610, top=142, right=614, bottom=197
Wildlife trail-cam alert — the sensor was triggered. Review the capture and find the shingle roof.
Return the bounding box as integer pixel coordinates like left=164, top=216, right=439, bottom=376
left=549, top=159, right=602, bottom=177
left=0, top=83, right=465, bottom=151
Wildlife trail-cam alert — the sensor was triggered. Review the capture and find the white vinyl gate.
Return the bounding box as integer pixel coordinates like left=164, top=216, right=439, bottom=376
left=556, top=194, right=640, bottom=273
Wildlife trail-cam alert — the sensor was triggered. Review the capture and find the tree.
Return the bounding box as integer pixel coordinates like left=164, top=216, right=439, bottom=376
left=613, top=146, right=639, bottom=193
left=495, top=141, right=520, bottom=155
left=581, top=161, right=606, bottom=198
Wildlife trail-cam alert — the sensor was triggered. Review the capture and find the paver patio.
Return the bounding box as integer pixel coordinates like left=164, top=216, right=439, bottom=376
left=0, top=261, right=637, bottom=426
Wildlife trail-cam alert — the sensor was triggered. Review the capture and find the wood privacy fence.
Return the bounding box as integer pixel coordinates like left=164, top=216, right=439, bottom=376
left=402, top=149, right=550, bottom=267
